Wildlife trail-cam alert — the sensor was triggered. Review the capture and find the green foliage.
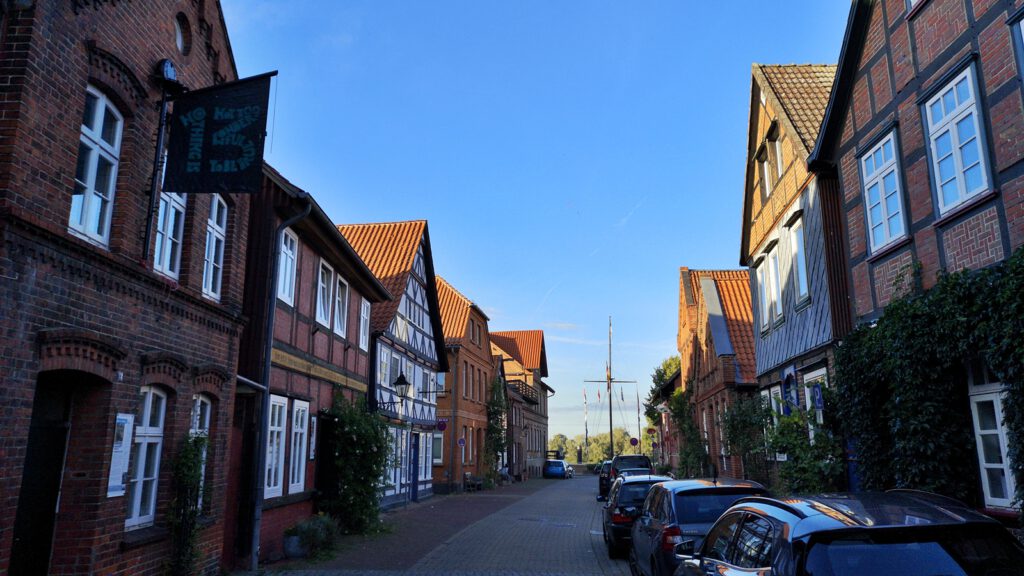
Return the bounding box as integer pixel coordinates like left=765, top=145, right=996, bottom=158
left=835, top=247, right=1024, bottom=514
left=722, top=395, right=771, bottom=484
left=168, top=434, right=208, bottom=576
left=484, top=376, right=508, bottom=482
left=767, top=410, right=844, bottom=494
left=285, top=513, right=339, bottom=559
left=644, top=356, right=681, bottom=423
left=668, top=386, right=708, bottom=478
left=319, top=395, right=391, bottom=534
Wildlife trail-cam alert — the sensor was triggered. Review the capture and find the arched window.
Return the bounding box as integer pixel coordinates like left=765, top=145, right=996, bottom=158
left=70, top=86, right=123, bottom=245
left=126, top=386, right=166, bottom=529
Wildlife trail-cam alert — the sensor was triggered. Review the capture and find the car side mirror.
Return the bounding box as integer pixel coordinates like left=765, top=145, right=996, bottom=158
left=673, top=540, right=696, bottom=560
left=596, top=495, right=607, bottom=502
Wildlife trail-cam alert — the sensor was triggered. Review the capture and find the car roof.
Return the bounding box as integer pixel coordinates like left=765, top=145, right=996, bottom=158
left=656, top=478, right=766, bottom=493
left=729, top=491, right=1001, bottom=539
left=617, top=474, right=673, bottom=485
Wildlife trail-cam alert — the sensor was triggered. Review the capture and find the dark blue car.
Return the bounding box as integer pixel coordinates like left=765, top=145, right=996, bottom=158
left=543, top=459, right=570, bottom=479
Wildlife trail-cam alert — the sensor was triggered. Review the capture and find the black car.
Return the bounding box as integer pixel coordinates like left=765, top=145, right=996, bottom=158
left=599, top=474, right=673, bottom=558
left=610, top=454, right=654, bottom=478
left=629, top=478, right=768, bottom=576
left=598, top=460, right=613, bottom=496
left=674, top=490, right=1024, bottom=576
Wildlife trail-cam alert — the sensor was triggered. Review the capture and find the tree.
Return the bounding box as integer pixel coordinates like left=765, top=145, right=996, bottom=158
left=668, top=385, right=708, bottom=478
left=548, top=433, right=569, bottom=458
left=483, top=376, right=508, bottom=482
left=644, top=356, right=681, bottom=423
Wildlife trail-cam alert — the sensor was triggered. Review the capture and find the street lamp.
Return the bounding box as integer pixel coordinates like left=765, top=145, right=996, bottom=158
left=393, top=372, right=411, bottom=398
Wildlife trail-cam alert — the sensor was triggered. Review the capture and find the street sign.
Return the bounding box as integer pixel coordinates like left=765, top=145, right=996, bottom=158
left=813, top=384, right=824, bottom=410
left=629, top=437, right=638, bottom=446
left=457, top=438, right=465, bottom=447
left=437, top=418, right=448, bottom=431
left=651, top=442, right=659, bottom=449
left=647, top=428, right=656, bottom=436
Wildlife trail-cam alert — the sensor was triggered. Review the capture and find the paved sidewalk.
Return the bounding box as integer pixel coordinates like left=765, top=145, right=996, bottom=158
left=257, top=479, right=552, bottom=573
left=257, top=475, right=630, bottom=576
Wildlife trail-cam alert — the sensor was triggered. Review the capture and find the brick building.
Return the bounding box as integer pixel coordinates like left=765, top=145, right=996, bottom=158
left=490, top=330, right=552, bottom=479
left=434, top=276, right=494, bottom=492
left=0, top=1, right=246, bottom=574
left=338, top=221, right=448, bottom=508
left=676, top=269, right=757, bottom=479
left=222, top=166, right=390, bottom=566
left=739, top=64, right=852, bottom=448
left=490, top=341, right=539, bottom=481
left=808, top=0, right=1023, bottom=511
left=648, top=368, right=681, bottom=470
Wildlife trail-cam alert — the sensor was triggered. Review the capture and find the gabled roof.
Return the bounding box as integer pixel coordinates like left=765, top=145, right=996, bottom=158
left=809, top=1, right=873, bottom=170
left=337, top=220, right=426, bottom=332
left=739, top=64, right=836, bottom=265
left=757, top=64, right=837, bottom=152
left=490, top=330, right=548, bottom=378
left=686, top=270, right=756, bottom=384
left=436, top=276, right=489, bottom=347
left=337, top=220, right=448, bottom=371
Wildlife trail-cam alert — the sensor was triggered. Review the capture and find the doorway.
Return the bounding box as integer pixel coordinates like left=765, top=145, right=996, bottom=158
left=9, top=378, right=74, bottom=575
left=410, top=433, right=420, bottom=502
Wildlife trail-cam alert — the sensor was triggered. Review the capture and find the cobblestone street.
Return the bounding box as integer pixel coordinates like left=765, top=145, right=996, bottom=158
left=258, top=476, right=630, bottom=576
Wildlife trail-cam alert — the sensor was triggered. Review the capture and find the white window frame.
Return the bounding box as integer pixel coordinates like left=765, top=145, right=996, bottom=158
left=190, top=394, right=213, bottom=508
left=756, top=264, right=770, bottom=330
left=126, top=386, right=166, bottom=529
left=790, top=219, right=809, bottom=302
left=461, top=426, right=467, bottom=464
left=70, top=85, right=122, bottom=246
left=802, top=369, right=827, bottom=443
left=768, top=247, right=783, bottom=320
left=760, top=157, right=773, bottom=197
left=359, top=299, right=370, bottom=351
left=309, top=415, right=317, bottom=460
left=377, top=343, right=391, bottom=387
left=265, top=395, right=288, bottom=499
left=202, top=195, right=228, bottom=300
left=967, top=361, right=1016, bottom=509
left=316, top=260, right=334, bottom=327
left=860, top=131, right=907, bottom=252
left=289, top=399, right=309, bottom=494
left=153, top=191, right=187, bottom=278
left=277, top=228, right=298, bottom=305
left=925, top=66, right=990, bottom=214
left=333, top=275, right=349, bottom=337
left=432, top=432, right=443, bottom=465
left=774, top=138, right=784, bottom=179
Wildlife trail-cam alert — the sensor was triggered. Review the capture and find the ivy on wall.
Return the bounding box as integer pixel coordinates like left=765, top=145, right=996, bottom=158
left=835, top=247, right=1024, bottom=515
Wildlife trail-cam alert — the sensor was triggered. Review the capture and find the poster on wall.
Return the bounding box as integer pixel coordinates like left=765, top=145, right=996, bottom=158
left=106, top=413, right=134, bottom=497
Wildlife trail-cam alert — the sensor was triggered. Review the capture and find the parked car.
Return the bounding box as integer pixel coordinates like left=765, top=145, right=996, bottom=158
left=599, top=474, right=673, bottom=558
left=542, top=459, right=571, bottom=479
left=610, top=454, right=654, bottom=479
left=598, top=460, right=613, bottom=496
left=617, top=467, right=655, bottom=478
left=673, top=490, right=1024, bottom=576
left=629, top=478, right=767, bottom=576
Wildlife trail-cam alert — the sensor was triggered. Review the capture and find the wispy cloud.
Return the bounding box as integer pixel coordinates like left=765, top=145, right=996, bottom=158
left=545, top=322, right=579, bottom=331
left=614, top=197, right=646, bottom=228
left=546, top=335, right=606, bottom=347
left=531, top=279, right=563, bottom=316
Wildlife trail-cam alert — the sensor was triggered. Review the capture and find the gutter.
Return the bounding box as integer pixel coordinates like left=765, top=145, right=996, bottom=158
left=250, top=197, right=311, bottom=571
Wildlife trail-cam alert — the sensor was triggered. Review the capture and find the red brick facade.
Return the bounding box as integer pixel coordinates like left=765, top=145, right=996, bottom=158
left=0, top=2, right=244, bottom=574
left=813, top=0, right=1024, bottom=323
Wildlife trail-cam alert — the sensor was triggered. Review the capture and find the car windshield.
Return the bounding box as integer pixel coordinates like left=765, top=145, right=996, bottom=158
left=545, top=461, right=563, bottom=469
left=614, top=456, right=650, bottom=469
left=618, top=483, right=657, bottom=506
left=601, top=463, right=611, bottom=473
left=804, top=527, right=1024, bottom=576
left=673, top=490, right=764, bottom=524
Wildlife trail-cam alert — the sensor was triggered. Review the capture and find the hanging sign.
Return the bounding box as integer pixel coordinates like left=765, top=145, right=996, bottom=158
left=164, top=71, right=277, bottom=194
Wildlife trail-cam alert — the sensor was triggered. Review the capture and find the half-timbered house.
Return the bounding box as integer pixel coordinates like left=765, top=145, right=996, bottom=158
left=338, top=221, right=448, bottom=507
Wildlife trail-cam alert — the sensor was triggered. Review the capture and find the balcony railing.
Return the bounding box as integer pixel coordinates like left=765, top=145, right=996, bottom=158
left=506, top=379, right=539, bottom=404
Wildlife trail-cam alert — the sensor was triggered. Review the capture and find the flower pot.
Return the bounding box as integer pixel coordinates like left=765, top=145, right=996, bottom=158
left=283, top=534, right=308, bottom=559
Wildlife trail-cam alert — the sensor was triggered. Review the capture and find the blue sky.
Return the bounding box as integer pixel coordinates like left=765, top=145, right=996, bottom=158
left=220, top=1, right=850, bottom=440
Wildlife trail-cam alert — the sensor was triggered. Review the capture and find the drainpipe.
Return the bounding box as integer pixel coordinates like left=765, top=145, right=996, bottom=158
left=447, top=350, right=459, bottom=493
left=250, top=197, right=311, bottom=571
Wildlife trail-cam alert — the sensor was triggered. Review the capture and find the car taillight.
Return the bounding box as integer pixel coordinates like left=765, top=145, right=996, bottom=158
left=661, top=525, right=683, bottom=552
left=611, top=508, right=633, bottom=524
left=611, top=467, right=617, bottom=477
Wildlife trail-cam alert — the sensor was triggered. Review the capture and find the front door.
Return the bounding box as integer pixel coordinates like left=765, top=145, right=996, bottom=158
left=9, top=383, right=73, bottom=576
left=410, top=433, right=420, bottom=502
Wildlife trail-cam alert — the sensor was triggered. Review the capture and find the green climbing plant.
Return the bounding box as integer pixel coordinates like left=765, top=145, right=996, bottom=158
left=483, top=376, right=508, bottom=483
left=668, top=385, right=708, bottom=478
left=168, top=433, right=208, bottom=576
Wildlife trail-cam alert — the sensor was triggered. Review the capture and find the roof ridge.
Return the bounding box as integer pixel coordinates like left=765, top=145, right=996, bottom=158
left=436, top=275, right=473, bottom=308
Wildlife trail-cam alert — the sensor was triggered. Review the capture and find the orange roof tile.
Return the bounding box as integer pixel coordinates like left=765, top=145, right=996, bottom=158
left=490, top=330, right=548, bottom=378
left=688, top=270, right=756, bottom=384
left=337, top=220, right=425, bottom=333
left=757, top=64, right=837, bottom=151
left=436, top=276, right=471, bottom=346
